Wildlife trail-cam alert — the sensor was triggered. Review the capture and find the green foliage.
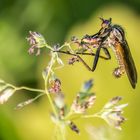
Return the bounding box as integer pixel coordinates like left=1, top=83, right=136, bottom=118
left=0, top=110, right=20, bottom=140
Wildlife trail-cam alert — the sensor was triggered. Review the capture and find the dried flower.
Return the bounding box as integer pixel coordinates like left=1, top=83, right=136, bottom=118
left=52, top=92, right=66, bottom=119
left=68, top=121, right=80, bottom=134
left=68, top=56, right=79, bottom=65
left=104, top=96, right=122, bottom=109
left=54, top=93, right=65, bottom=109
left=71, top=79, right=96, bottom=113
left=99, top=96, right=128, bottom=130
left=102, top=111, right=126, bottom=130
left=15, top=93, right=45, bottom=110
left=71, top=79, right=96, bottom=114
left=71, top=93, right=96, bottom=114
left=15, top=98, right=34, bottom=109
left=49, top=78, right=61, bottom=94
left=0, top=88, right=15, bottom=104
left=27, top=31, right=46, bottom=56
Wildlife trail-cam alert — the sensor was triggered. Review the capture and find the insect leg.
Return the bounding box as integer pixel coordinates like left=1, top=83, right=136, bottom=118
left=53, top=47, right=107, bottom=72
left=53, top=50, right=96, bottom=71
left=54, top=50, right=109, bottom=60
left=77, top=48, right=111, bottom=71
left=91, top=47, right=101, bottom=71
left=75, top=55, right=93, bottom=71
left=76, top=51, right=110, bottom=60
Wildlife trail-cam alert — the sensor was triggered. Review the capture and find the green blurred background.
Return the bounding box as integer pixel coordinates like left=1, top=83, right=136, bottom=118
left=0, top=0, right=140, bottom=140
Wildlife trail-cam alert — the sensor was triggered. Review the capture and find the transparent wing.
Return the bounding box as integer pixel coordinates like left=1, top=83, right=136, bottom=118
left=120, top=40, right=137, bottom=88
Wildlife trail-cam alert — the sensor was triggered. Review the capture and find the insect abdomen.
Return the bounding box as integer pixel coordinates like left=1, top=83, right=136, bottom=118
left=112, top=42, right=125, bottom=78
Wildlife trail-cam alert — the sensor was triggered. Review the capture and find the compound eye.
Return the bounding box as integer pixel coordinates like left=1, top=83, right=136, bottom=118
left=100, top=18, right=111, bottom=27
left=103, top=18, right=112, bottom=26
left=104, top=20, right=110, bottom=25
left=101, top=20, right=109, bottom=28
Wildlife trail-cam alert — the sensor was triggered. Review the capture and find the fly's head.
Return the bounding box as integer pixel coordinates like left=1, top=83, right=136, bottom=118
left=100, top=17, right=112, bottom=29
left=98, top=18, right=112, bottom=38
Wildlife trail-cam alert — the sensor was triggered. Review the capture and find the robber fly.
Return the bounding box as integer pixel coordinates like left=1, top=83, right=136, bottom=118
left=55, top=18, right=137, bottom=88
left=71, top=18, right=137, bottom=89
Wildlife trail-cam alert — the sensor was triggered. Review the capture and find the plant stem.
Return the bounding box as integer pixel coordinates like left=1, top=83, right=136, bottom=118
left=64, top=110, right=74, bottom=120
left=65, top=112, right=101, bottom=121
left=45, top=53, right=67, bottom=140
left=7, top=83, right=45, bottom=93
left=44, top=54, right=58, bottom=117
left=82, top=113, right=100, bottom=118
left=15, top=86, right=45, bottom=93
left=58, top=123, right=66, bottom=140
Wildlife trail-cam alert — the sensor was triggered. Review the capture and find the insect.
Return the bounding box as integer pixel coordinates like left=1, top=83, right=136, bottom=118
left=56, top=18, right=137, bottom=88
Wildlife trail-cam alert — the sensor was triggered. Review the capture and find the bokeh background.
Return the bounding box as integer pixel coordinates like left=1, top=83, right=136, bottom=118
left=0, top=0, right=140, bottom=140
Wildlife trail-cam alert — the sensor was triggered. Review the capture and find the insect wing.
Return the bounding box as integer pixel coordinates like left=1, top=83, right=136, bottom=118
left=113, top=25, right=137, bottom=88
left=120, top=40, right=137, bottom=88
